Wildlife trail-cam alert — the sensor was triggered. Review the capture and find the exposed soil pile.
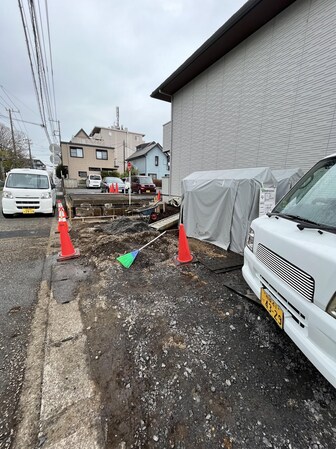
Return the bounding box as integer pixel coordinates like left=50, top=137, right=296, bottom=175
left=71, top=218, right=336, bottom=449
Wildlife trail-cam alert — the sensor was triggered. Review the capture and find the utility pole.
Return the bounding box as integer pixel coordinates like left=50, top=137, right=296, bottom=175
left=123, top=139, right=126, bottom=173
left=7, top=109, right=18, bottom=157
left=27, top=139, right=33, bottom=168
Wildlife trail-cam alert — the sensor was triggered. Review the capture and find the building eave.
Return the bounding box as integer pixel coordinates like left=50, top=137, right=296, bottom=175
left=60, top=140, right=115, bottom=150
left=151, top=0, right=297, bottom=102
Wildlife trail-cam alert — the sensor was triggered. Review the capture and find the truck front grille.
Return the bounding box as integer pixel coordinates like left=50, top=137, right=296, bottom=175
left=15, top=200, right=40, bottom=210
left=256, top=244, right=315, bottom=301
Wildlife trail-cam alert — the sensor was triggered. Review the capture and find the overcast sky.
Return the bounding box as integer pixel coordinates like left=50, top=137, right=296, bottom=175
left=0, top=0, right=246, bottom=166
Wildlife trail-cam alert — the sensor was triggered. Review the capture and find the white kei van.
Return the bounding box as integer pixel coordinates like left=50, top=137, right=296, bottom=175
left=86, top=173, right=102, bottom=189
left=243, top=154, right=336, bottom=388
left=1, top=168, right=56, bottom=218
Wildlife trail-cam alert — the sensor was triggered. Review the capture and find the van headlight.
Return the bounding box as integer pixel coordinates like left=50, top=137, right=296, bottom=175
left=246, top=227, right=255, bottom=252
left=3, top=191, right=13, bottom=199
left=327, top=293, right=336, bottom=319
left=41, top=192, right=51, bottom=199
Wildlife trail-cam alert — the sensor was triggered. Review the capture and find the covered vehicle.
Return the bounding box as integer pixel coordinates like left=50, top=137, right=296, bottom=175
left=131, top=176, right=156, bottom=194
left=101, top=177, right=126, bottom=193
left=272, top=168, right=304, bottom=202
left=86, top=174, right=102, bottom=188
left=2, top=168, right=56, bottom=218
left=181, top=168, right=276, bottom=254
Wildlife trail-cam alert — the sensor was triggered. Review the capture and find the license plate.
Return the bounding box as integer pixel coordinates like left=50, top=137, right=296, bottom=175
left=22, top=208, right=35, bottom=214
left=146, top=190, right=150, bottom=193
left=260, top=288, right=284, bottom=329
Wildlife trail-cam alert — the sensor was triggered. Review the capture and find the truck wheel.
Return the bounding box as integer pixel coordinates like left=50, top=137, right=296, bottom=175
left=2, top=212, right=13, bottom=219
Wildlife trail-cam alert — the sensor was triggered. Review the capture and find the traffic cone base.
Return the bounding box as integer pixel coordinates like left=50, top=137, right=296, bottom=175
left=57, top=248, right=80, bottom=261
left=175, top=224, right=193, bottom=264
left=57, top=221, right=80, bottom=262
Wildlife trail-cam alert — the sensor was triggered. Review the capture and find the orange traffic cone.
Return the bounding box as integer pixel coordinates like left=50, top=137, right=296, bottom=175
left=175, top=224, right=193, bottom=264
left=109, top=183, right=113, bottom=193
left=57, top=212, right=80, bottom=261
left=114, top=183, right=118, bottom=193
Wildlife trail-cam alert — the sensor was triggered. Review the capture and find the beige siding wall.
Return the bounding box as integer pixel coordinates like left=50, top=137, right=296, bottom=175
left=91, top=128, right=145, bottom=172
left=61, top=142, right=115, bottom=179
left=170, top=0, right=336, bottom=196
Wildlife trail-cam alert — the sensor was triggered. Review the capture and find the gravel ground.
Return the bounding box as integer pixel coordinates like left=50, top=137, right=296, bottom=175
left=70, top=218, right=336, bottom=449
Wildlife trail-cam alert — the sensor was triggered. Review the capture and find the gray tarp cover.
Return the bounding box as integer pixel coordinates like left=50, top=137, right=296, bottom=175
left=181, top=168, right=276, bottom=255
left=272, top=168, right=304, bottom=202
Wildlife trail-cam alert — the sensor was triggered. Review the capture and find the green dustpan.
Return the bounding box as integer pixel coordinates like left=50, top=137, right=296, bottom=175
left=116, top=231, right=166, bottom=268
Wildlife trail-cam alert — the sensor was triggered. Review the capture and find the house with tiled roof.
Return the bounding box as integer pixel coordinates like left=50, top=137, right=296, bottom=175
left=127, top=142, right=169, bottom=180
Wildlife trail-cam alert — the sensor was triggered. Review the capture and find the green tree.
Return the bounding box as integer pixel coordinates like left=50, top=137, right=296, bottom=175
left=56, top=163, right=68, bottom=179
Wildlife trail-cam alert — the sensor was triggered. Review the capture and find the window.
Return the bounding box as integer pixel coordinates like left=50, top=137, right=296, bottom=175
left=96, top=149, right=108, bottom=160
left=155, top=156, right=159, bottom=166
left=78, top=171, right=87, bottom=178
left=70, top=147, right=83, bottom=158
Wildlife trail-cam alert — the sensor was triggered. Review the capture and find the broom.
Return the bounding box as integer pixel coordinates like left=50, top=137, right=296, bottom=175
left=116, top=231, right=167, bottom=268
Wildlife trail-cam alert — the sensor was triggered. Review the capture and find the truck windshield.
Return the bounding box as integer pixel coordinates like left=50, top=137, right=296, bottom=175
left=6, top=173, right=49, bottom=190
left=273, top=157, right=336, bottom=229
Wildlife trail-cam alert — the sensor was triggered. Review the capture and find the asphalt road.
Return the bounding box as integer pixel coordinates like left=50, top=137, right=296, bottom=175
left=0, top=206, right=53, bottom=449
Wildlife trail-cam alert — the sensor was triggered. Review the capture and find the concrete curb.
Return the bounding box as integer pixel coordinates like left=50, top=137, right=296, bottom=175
left=13, top=218, right=104, bottom=449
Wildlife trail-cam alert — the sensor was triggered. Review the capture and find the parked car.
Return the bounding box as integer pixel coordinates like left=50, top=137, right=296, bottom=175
left=86, top=174, right=102, bottom=189
left=131, top=175, right=156, bottom=194
left=1, top=168, right=56, bottom=218
left=121, top=177, right=130, bottom=193
left=101, top=177, right=126, bottom=193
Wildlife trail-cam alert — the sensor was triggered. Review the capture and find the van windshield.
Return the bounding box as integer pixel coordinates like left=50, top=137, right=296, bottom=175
left=6, top=173, right=50, bottom=189
left=273, top=157, right=336, bottom=229
left=89, top=175, right=101, bottom=180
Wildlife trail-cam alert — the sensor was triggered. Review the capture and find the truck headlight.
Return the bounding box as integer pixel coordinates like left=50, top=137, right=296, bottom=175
left=327, top=293, right=336, bottom=319
left=41, top=192, right=51, bottom=199
left=3, top=191, right=13, bottom=199
left=246, top=227, right=255, bottom=252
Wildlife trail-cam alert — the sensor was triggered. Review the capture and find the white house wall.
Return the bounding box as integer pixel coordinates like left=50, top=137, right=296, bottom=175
left=170, top=0, right=336, bottom=196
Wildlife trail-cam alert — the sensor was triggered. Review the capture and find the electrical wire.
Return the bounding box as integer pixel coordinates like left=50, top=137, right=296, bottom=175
left=44, top=0, right=58, bottom=126
left=17, top=0, right=60, bottom=146
left=18, top=0, right=50, bottom=143
left=0, top=85, right=40, bottom=117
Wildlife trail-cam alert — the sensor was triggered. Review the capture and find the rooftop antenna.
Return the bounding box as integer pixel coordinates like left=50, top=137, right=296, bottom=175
left=116, top=106, right=120, bottom=129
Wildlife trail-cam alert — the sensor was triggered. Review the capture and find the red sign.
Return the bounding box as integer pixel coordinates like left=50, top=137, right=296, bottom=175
left=127, top=162, right=132, bottom=171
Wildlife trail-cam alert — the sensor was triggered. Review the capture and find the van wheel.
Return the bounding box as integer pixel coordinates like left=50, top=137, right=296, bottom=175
left=48, top=206, right=56, bottom=217
left=2, top=212, right=13, bottom=219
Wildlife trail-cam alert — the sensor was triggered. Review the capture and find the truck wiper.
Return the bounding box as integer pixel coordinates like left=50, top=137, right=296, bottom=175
left=268, top=212, right=336, bottom=233
left=267, top=212, right=315, bottom=222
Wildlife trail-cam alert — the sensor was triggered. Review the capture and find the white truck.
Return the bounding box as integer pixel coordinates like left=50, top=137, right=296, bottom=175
left=1, top=168, right=56, bottom=218
left=243, top=154, right=336, bottom=388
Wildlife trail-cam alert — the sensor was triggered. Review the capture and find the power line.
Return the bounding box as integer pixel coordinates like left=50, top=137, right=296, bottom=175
left=0, top=113, right=44, bottom=128
left=44, top=0, right=58, bottom=125
left=0, top=85, right=40, bottom=117
left=18, top=0, right=49, bottom=140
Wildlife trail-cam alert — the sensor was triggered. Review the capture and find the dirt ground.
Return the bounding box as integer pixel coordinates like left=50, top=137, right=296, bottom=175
left=70, top=217, right=336, bottom=449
